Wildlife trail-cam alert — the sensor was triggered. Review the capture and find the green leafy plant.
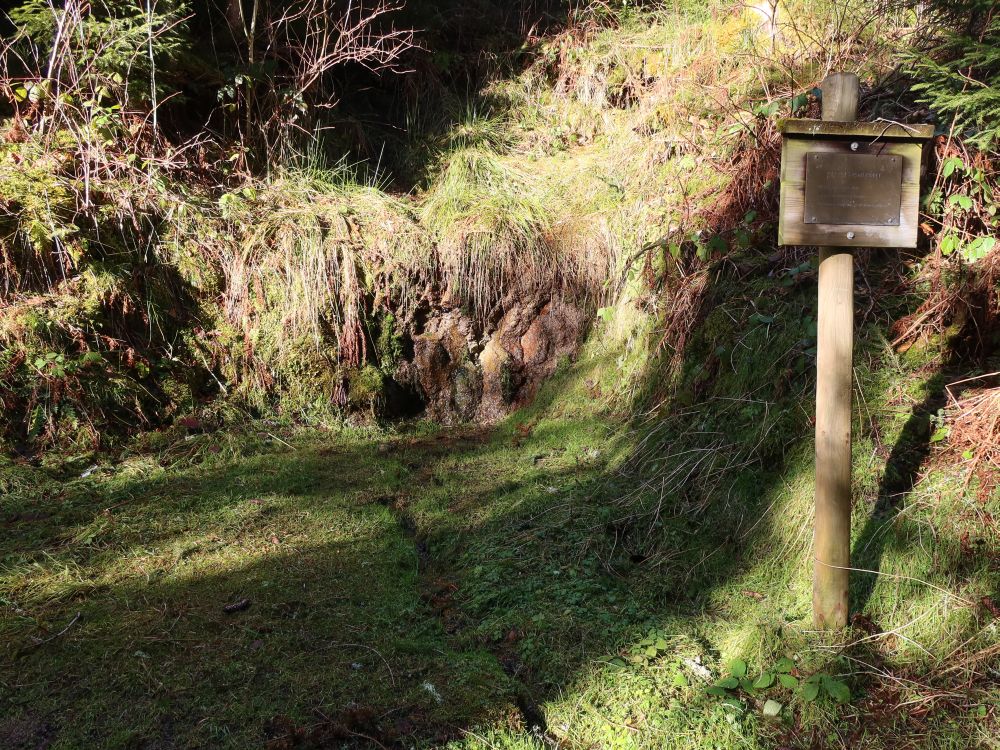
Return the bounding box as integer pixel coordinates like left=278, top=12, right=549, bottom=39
left=631, top=628, right=671, bottom=663
left=906, top=1, right=1000, bottom=151
left=924, top=149, right=998, bottom=265
left=801, top=672, right=851, bottom=704
left=930, top=408, right=950, bottom=443
left=706, top=658, right=851, bottom=710
left=6, top=0, right=189, bottom=109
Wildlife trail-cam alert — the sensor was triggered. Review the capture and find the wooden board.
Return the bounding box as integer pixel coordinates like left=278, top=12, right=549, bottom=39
left=778, top=138, right=923, bottom=248
left=779, top=119, right=935, bottom=141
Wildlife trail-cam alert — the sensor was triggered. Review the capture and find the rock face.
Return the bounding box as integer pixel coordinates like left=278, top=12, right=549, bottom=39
left=404, top=294, right=588, bottom=423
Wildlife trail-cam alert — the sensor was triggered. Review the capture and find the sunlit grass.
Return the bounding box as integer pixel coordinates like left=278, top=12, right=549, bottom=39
left=2, top=2, right=998, bottom=749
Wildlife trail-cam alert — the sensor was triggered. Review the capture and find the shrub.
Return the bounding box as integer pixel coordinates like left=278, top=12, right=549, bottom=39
left=906, top=1, right=1000, bottom=151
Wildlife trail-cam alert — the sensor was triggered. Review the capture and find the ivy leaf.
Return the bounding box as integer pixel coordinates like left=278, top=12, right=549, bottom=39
left=717, top=676, right=740, bottom=689
left=760, top=101, right=781, bottom=117
left=949, top=193, right=973, bottom=210
left=940, top=233, right=959, bottom=255
left=729, top=659, right=748, bottom=678
left=964, top=236, right=996, bottom=262
left=942, top=157, right=964, bottom=178
left=753, top=672, right=775, bottom=690
left=774, top=657, right=795, bottom=673
left=722, top=696, right=745, bottom=711
left=789, top=92, right=809, bottom=113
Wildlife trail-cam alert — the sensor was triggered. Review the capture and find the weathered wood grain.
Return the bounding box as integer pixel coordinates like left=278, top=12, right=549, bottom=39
left=779, top=119, right=934, bottom=141
left=779, top=138, right=923, bottom=247
left=813, top=71, right=857, bottom=632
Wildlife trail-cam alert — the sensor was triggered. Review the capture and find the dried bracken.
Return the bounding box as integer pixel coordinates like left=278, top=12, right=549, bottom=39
left=944, top=378, right=1000, bottom=499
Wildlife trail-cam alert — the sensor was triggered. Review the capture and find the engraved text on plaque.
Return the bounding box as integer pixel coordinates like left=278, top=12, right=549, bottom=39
left=804, top=153, right=903, bottom=226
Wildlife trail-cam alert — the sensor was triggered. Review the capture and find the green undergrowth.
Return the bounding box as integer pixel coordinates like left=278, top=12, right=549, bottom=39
left=5, top=0, right=997, bottom=452
left=2, top=258, right=997, bottom=747
left=3, top=1, right=1000, bottom=748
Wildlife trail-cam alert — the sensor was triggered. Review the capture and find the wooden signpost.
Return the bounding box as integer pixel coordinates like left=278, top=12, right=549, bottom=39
left=778, top=73, right=933, bottom=629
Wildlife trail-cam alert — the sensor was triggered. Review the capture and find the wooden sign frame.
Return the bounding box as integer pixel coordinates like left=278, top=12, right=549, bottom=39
left=776, top=74, right=935, bottom=630
left=778, top=120, right=934, bottom=248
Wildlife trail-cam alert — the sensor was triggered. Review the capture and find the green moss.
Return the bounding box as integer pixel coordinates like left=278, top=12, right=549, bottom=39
left=349, top=364, right=385, bottom=406
left=499, top=358, right=516, bottom=403
left=375, top=311, right=405, bottom=374
left=1, top=3, right=997, bottom=743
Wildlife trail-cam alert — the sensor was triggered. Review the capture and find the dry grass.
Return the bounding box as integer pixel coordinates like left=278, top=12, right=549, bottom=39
left=943, top=378, right=1000, bottom=499
left=227, top=174, right=433, bottom=365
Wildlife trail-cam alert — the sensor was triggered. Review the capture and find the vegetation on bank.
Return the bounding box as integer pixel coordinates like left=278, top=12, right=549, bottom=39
left=1, top=0, right=998, bottom=448
left=1, top=299, right=996, bottom=747
left=1, top=0, right=998, bottom=748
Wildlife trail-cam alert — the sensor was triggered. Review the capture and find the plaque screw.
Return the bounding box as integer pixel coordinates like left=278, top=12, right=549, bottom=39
left=850, top=142, right=859, bottom=151
left=847, top=231, right=856, bottom=240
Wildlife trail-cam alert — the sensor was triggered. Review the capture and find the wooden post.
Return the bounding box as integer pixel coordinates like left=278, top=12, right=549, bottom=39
left=813, top=72, right=859, bottom=630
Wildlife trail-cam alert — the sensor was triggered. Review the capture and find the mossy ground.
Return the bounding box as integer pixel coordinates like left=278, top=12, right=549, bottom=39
left=2, top=3, right=999, bottom=748
left=2, top=286, right=997, bottom=748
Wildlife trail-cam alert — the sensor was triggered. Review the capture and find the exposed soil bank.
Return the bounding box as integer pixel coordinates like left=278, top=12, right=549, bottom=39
left=398, top=292, right=588, bottom=423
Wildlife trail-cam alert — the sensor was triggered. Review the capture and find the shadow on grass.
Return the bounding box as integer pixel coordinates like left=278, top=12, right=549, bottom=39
left=851, top=372, right=947, bottom=616
left=0, top=437, right=515, bottom=747
left=0, top=344, right=807, bottom=749
left=3, top=298, right=992, bottom=749
left=0, top=130, right=817, bottom=750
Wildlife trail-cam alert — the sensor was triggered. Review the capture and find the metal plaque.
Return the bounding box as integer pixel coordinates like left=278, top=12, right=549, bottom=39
left=804, top=152, right=903, bottom=226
